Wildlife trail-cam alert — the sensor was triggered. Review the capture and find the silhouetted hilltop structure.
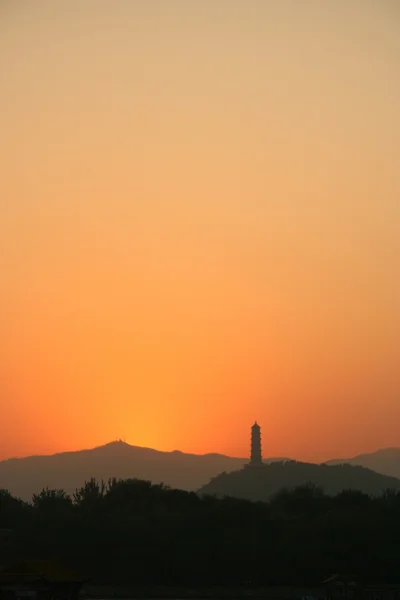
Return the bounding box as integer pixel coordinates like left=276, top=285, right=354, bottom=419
left=198, top=460, right=400, bottom=501
left=249, top=421, right=263, bottom=466
left=0, top=441, right=288, bottom=501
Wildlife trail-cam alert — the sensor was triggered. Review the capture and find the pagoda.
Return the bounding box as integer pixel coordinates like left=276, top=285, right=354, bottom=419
left=249, top=421, right=263, bottom=466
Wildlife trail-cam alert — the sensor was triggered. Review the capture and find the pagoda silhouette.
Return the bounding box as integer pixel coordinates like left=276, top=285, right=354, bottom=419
left=248, top=421, right=263, bottom=467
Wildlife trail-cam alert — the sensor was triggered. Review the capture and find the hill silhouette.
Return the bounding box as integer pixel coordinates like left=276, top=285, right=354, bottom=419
left=327, top=447, right=400, bottom=479
left=198, top=460, right=400, bottom=500
left=3, top=442, right=400, bottom=502
left=0, top=441, right=287, bottom=501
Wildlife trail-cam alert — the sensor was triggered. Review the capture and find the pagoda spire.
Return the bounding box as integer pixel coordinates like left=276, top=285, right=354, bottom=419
left=250, top=421, right=262, bottom=466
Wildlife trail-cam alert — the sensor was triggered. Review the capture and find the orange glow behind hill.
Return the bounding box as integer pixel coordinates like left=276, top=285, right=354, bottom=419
left=1, top=1, right=400, bottom=462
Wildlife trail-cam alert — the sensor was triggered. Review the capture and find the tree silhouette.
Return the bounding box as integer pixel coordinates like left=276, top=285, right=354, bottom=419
left=32, top=488, right=72, bottom=512
left=2, top=479, right=400, bottom=585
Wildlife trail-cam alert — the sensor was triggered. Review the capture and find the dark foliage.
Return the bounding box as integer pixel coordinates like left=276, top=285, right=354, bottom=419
left=2, top=479, right=400, bottom=586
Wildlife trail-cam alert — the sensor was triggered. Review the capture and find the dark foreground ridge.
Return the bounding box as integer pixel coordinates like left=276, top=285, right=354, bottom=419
left=198, top=460, right=400, bottom=500
left=2, top=477, right=400, bottom=585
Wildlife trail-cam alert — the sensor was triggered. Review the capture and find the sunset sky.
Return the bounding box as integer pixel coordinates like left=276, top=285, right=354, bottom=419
left=1, top=0, right=399, bottom=462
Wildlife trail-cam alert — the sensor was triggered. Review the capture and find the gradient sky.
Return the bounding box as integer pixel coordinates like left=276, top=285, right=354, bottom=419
left=1, top=0, right=399, bottom=462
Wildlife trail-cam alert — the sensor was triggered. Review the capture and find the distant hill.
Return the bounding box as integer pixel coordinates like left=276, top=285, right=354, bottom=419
left=4, top=442, right=399, bottom=503
left=0, top=441, right=287, bottom=501
left=327, top=448, right=400, bottom=479
left=198, top=460, right=400, bottom=501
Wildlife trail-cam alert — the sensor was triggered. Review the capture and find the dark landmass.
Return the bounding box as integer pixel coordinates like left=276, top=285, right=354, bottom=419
left=2, top=441, right=400, bottom=503
left=2, top=478, right=400, bottom=585
left=328, top=447, right=400, bottom=479
left=198, top=460, right=400, bottom=500
left=0, top=441, right=287, bottom=501
left=81, top=583, right=312, bottom=598
left=81, top=583, right=303, bottom=598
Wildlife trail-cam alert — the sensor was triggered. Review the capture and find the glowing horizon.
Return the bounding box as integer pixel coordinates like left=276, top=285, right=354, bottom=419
left=1, top=432, right=397, bottom=465
left=1, top=0, right=399, bottom=464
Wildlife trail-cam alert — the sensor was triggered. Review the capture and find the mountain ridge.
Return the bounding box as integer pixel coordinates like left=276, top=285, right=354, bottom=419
left=326, top=447, right=400, bottom=479
left=0, top=440, right=288, bottom=500
left=2, top=441, right=400, bottom=502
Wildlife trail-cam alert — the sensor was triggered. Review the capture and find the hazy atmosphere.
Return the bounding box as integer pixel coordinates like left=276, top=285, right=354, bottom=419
left=1, top=0, right=399, bottom=462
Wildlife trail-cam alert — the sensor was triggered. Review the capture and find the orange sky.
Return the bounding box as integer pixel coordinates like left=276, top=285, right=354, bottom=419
left=1, top=0, right=400, bottom=463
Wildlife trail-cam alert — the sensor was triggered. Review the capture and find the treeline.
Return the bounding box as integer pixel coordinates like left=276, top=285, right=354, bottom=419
left=2, top=479, right=400, bottom=585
